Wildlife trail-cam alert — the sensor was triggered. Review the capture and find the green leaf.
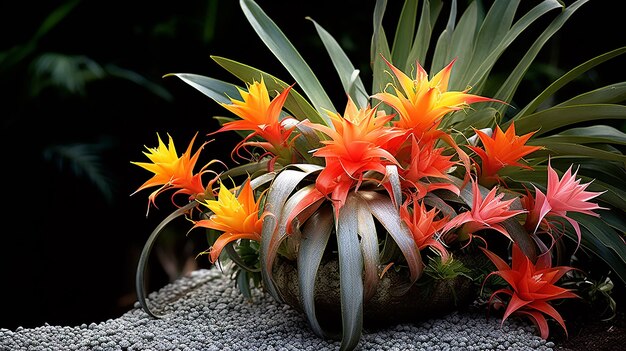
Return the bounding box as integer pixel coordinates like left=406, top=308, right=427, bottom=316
left=391, top=0, right=418, bottom=70
left=371, top=0, right=393, bottom=100
left=240, top=0, right=336, bottom=123
left=514, top=47, right=626, bottom=118
left=336, top=195, right=364, bottom=351
left=531, top=125, right=626, bottom=146
left=529, top=141, right=626, bottom=163
left=430, top=0, right=456, bottom=74
left=492, top=0, right=588, bottom=115
left=298, top=205, right=333, bottom=338
left=570, top=213, right=626, bottom=284
left=308, top=17, right=369, bottom=109
left=454, top=0, right=519, bottom=90
left=558, top=82, right=626, bottom=107
left=462, top=0, right=563, bottom=95
left=443, top=106, right=500, bottom=133
left=165, top=73, right=240, bottom=104
left=600, top=209, right=626, bottom=234
left=224, top=243, right=260, bottom=273
left=509, top=104, right=626, bottom=136
left=405, top=0, right=438, bottom=69
left=447, top=1, right=479, bottom=86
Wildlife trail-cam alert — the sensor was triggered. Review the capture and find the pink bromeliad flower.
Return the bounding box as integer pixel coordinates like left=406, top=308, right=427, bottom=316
left=523, top=160, right=606, bottom=248
left=443, top=179, right=526, bottom=242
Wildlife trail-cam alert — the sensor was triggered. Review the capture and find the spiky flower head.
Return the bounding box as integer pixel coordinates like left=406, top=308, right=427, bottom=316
left=194, top=178, right=264, bottom=263
left=131, top=133, right=207, bottom=213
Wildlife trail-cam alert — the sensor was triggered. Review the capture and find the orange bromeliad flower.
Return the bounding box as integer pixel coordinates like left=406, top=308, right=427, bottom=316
left=397, top=136, right=459, bottom=199
left=216, top=78, right=297, bottom=163
left=443, top=180, right=526, bottom=241
left=400, top=195, right=450, bottom=261
left=131, top=133, right=208, bottom=212
left=372, top=57, right=498, bottom=186
left=193, top=178, right=264, bottom=263
left=303, top=97, right=404, bottom=209
left=481, top=243, right=579, bottom=339
left=523, top=160, right=606, bottom=248
left=468, top=122, right=542, bottom=186
left=372, top=57, right=497, bottom=141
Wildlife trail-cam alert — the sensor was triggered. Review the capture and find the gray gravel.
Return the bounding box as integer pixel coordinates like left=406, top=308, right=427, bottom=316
left=0, top=268, right=555, bottom=350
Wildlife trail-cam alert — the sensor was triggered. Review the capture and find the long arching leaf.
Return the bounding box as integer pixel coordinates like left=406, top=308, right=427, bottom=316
left=308, top=18, right=369, bottom=109
left=298, top=205, right=333, bottom=338
left=569, top=213, right=626, bottom=284
left=493, top=0, right=588, bottom=115
left=453, top=0, right=519, bottom=90
left=356, top=199, right=380, bottom=302
left=136, top=202, right=197, bottom=318
left=514, top=47, right=626, bottom=118
left=509, top=104, right=626, bottom=136
left=164, top=73, right=240, bottom=104
left=260, top=166, right=322, bottom=302
left=463, top=0, right=563, bottom=95
left=336, top=195, right=364, bottom=351
left=359, top=191, right=422, bottom=288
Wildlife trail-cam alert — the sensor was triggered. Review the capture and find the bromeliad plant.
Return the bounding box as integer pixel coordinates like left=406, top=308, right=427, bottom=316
left=132, top=0, right=626, bottom=350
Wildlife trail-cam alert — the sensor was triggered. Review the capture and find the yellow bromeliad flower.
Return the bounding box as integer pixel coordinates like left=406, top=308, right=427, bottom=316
left=373, top=57, right=497, bottom=141
left=131, top=133, right=208, bottom=212
left=216, top=78, right=296, bottom=163
left=193, top=178, right=264, bottom=263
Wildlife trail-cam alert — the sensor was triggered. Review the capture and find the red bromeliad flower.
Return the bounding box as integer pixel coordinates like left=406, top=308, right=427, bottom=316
left=302, top=97, right=404, bottom=210
left=442, top=179, right=526, bottom=242
left=468, top=122, right=542, bottom=186
left=523, top=160, right=606, bottom=248
left=216, top=79, right=297, bottom=163
left=131, top=133, right=210, bottom=213
left=400, top=195, right=450, bottom=261
left=481, top=243, right=579, bottom=339
left=193, top=178, right=264, bottom=263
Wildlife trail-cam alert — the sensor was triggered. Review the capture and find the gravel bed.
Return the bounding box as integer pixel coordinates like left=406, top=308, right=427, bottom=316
left=0, top=268, right=554, bottom=350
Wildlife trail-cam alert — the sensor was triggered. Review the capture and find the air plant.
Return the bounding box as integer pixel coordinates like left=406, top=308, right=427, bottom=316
left=132, top=1, right=626, bottom=350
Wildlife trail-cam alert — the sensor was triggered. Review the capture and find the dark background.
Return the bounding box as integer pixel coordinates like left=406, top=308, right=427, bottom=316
left=0, top=0, right=623, bottom=330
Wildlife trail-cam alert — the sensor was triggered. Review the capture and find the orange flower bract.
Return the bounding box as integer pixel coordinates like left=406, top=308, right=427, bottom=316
left=216, top=78, right=297, bottom=162
left=468, top=122, right=542, bottom=184
left=193, top=179, right=264, bottom=263
left=400, top=195, right=450, bottom=261
left=481, top=243, right=579, bottom=339
left=303, top=97, right=404, bottom=210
